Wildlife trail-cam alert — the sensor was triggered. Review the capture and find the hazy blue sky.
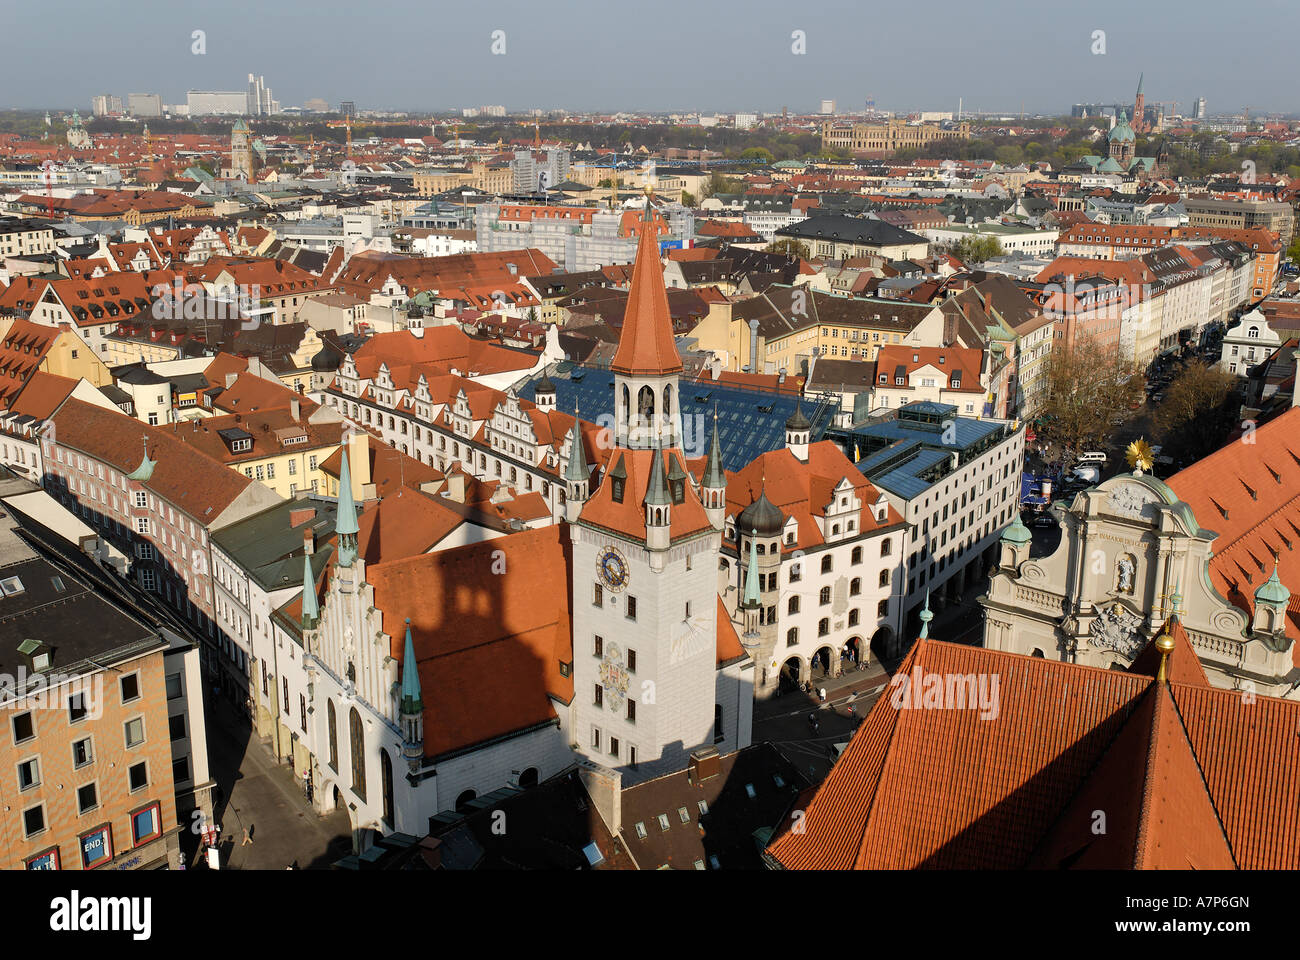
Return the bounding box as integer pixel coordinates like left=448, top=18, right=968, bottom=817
left=4, top=0, right=1289, bottom=116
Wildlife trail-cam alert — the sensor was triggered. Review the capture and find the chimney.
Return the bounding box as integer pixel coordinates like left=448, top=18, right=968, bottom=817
left=577, top=761, right=622, bottom=835
left=687, top=747, right=722, bottom=784
left=302, top=526, right=316, bottom=555
left=443, top=472, right=466, bottom=503
left=347, top=430, right=371, bottom=498
left=290, top=505, right=316, bottom=528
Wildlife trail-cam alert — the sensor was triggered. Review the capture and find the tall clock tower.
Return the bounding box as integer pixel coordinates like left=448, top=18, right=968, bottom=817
left=569, top=193, right=724, bottom=783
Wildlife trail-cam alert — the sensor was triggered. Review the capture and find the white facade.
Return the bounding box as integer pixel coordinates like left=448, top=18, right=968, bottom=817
left=1220, top=309, right=1282, bottom=377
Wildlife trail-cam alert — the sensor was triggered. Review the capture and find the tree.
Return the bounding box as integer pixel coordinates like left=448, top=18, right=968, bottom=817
left=766, top=239, right=810, bottom=259
left=1154, top=362, right=1237, bottom=462
left=680, top=190, right=696, bottom=207
left=739, top=147, right=774, bottom=163
left=950, top=235, right=1005, bottom=265
left=700, top=172, right=744, bottom=199
left=1040, top=336, right=1144, bottom=456
left=1287, top=236, right=1300, bottom=266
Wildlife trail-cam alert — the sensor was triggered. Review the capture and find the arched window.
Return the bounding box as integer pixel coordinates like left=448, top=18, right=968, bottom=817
left=349, top=707, right=367, bottom=801
left=850, top=578, right=861, bottom=596
left=819, top=586, right=831, bottom=605
left=327, top=700, right=338, bottom=772
left=787, top=627, right=798, bottom=646
left=1248, top=326, right=1259, bottom=338
left=636, top=385, right=655, bottom=425
left=663, top=383, right=673, bottom=419
left=519, top=767, right=539, bottom=788
left=818, top=618, right=830, bottom=637
left=848, top=608, right=859, bottom=627
left=788, top=596, right=800, bottom=615
left=621, top=384, right=630, bottom=424
left=881, top=540, right=892, bottom=557
left=456, top=789, right=477, bottom=813
left=878, top=569, right=890, bottom=588
left=851, top=546, right=862, bottom=564
left=380, top=748, right=394, bottom=827
left=820, top=555, right=832, bottom=574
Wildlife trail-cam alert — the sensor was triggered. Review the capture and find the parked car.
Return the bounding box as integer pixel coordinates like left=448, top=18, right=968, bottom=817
left=1032, top=516, right=1057, bottom=528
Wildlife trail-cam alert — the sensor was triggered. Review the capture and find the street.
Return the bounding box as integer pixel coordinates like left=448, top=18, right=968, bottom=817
left=193, top=693, right=353, bottom=870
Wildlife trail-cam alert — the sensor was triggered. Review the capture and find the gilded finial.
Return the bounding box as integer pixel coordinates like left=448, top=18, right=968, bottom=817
left=1155, top=628, right=1176, bottom=684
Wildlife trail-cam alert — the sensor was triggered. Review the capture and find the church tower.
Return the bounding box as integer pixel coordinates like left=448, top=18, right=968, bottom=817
left=611, top=188, right=682, bottom=450
left=230, top=118, right=255, bottom=181
left=1133, top=74, right=1146, bottom=134
left=569, top=188, right=721, bottom=782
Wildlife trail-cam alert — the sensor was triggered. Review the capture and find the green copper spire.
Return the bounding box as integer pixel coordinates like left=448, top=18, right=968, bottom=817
left=741, top=527, right=761, bottom=608
left=644, top=433, right=670, bottom=507
left=703, top=410, right=726, bottom=490
left=300, top=552, right=319, bottom=627
left=336, top=447, right=359, bottom=566
left=399, top=619, right=423, bottom=716
left=127, top=437, right=156, bottom=483
left=1256, top=563, right=1289, bottom=606
left=918, top=589, right=933, bottom=640
left=1002, top=512, right=1032, bottom=544
left=563, top=406, right=589, bottom=483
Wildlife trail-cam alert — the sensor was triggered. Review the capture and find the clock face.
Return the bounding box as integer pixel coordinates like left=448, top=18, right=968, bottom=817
left=596, top=546, right=630, bottom=592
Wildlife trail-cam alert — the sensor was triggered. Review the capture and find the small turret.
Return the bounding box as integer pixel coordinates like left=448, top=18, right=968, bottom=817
left=785, top=400, right=811, bottom=461
left=645, top=437, right=671, bottom=553
left=701, top=410, right=727, bottom=530
left=336, top=448, right=359, bottom=567
left=1252, top=560, right=1292, bottom=649
left=740, top=527, right=763, bottom=639
left=563, top=406, right=590, bottom=523
left=398, top=619, right=424, bottom=771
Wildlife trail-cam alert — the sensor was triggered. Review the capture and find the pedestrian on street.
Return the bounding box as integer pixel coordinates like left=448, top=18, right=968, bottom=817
left=241, top=826, right=253, bottom=846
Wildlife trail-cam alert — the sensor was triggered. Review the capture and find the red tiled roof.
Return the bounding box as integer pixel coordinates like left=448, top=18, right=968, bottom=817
left=367, top=526, right=574, bottom=759
left=1166, top=407, right=1300, bottom=654
left=770, top=621, right=1300, bottom=870
left=610, top=209, right=683, bottom=377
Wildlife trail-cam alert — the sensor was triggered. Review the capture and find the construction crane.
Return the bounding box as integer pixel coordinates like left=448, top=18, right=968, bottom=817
left=345, top=113, right=352, bottom=159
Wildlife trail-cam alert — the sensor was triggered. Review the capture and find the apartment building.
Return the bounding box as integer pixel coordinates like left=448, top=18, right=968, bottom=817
left=0, top=477, right=210, bottom=870
left=839, top=401, right=1025, bottom=647
left=42, top=399, right=282, bottom=687
left=820, top=119, right=972, bottom=158
left=1184, top=196, right=1293, bottom=248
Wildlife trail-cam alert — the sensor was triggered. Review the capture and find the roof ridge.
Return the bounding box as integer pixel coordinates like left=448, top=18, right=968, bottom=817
left=1151, top=681, right=1240, bottom=867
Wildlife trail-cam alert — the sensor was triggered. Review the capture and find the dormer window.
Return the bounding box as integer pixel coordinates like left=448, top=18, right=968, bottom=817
left=612, top=478, right=624, bottom=503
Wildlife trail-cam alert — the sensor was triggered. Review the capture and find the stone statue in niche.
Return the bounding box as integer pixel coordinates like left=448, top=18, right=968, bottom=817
left=1116, top=556, right=1134, bottom=594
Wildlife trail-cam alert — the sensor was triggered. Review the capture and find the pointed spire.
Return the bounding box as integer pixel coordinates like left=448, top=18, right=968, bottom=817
left=336, top=447, right=359, bottom=566
left=610, top=187, right=682, bottom=378
left=336, top=447, right=359, bottom=535
left=300, top=551, right=319, bottom=627
left=703, top=409, right=726, bottom=489
left=918, top=590, right=933, bottom=640
left=1256, top=561, right=1290, bottom=606
left=399, top=619, right=423, bottom=715
left=644, top=432, right=670, bottom=507
left=1136, top=72, right=1144, bottom=96
left=742, top=528, right=761, bottom=608
left=564, top=407, right=589, bottom=483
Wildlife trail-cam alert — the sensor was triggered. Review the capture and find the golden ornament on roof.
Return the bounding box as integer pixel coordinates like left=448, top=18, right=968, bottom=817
left=1126, top=438, right=1154, bottom=473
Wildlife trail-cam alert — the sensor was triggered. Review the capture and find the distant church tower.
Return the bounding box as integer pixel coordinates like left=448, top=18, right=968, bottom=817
left=230, top=118, right=255, bottom=181
left=1132, top=74, right=1146, bottom=134
left=569, top=189, right=723, bottom=783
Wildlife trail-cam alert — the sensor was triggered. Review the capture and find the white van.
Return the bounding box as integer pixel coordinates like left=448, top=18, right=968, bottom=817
left=1077, top=451, right=1107, bottom=464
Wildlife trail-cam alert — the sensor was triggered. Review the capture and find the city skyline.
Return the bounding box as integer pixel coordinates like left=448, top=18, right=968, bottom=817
left=2, top=0, right=1294, bottom=116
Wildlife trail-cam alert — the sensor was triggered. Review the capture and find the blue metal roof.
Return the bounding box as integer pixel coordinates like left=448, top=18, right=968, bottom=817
left=516, top=363, right=832, bottom=471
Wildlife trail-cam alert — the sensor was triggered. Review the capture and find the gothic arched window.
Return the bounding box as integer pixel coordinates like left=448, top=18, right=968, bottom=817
left=327, top=699, right=338, bottom=772
left=349, top=707, right=367, bottom=801
left=380, top=748, right=394, bottom=827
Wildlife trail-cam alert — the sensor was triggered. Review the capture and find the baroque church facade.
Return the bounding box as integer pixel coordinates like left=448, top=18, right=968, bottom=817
left=982, top=408, right=1299, bottom=698
left=299, top=196, right=753, bottom=848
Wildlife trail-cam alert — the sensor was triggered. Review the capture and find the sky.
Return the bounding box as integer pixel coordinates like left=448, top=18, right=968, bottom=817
left=2, top=0, right=1291, bottom=117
